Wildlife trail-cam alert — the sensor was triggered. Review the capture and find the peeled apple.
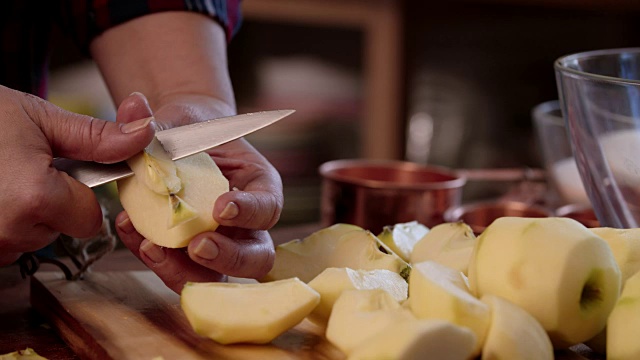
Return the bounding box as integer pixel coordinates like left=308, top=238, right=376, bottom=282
left=468, top=217, right=621, bottom=348
left=117, top=138, right=229, bottom=248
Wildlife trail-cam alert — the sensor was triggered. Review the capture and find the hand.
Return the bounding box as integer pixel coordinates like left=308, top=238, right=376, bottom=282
left=0, top=87, right=155, bottom=266
left=116, top=93, right=283, bottom=293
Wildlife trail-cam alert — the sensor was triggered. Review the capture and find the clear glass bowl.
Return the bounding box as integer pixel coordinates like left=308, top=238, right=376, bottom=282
left=556, top=48, right=640, bottom=228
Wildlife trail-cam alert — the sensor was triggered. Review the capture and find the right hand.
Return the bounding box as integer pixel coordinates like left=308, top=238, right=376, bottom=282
left=0, top=89, right=156, bottom=266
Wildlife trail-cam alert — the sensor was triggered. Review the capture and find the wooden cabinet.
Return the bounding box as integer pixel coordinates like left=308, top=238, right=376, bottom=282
left=241, top=0, right=405, bottom=160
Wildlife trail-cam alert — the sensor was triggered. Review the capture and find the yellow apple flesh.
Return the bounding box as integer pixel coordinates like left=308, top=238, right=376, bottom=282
left=408, top=260, right=490, bottom=356
left=118, top=145, right=229, bottom=248
left=410, top=221, right=476, bottom=275
left=481, top=294, right=554, bottom=360
left=307, top=267, right=408, bottom=325
left=607, top=269, right=640, bottom=360
left=180, top=278, right=320, bottom=344
left=347, top=319, right=476, bottom=360
left=326, top=289, right=416, bottom=356
left=378, top=221, right=430, bottom=262
left=262, top=224, right=411, bottom=283
left=590, top=227, right=640, bottom=285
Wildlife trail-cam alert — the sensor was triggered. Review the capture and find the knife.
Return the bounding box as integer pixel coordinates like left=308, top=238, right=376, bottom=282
left=53, top=109, right=295, bottom=188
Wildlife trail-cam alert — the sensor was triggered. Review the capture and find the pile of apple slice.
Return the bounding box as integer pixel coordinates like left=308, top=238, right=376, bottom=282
left=181, top=218, right=640, bottom=360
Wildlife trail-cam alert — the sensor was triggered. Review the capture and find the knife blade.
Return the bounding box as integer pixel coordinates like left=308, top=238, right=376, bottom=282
left=53, top=109, right=295, bottom=188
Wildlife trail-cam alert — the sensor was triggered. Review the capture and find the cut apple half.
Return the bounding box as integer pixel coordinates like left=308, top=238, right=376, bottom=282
left=408, top=260, right=489, bottom=357
left=262, top=224, right=411, bottom=283
left=118, top=138, right=229, bottom=248
left=325, top=289, right=416, bottom=355
left=307, top=267, right=408, bottom=325
left=410, top=221, right=476, bottom=275
left=378, top=221, right=430, bottom=262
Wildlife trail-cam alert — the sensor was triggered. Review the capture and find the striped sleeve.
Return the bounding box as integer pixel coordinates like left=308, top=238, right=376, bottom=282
left=56, top=0, right=242, bottom=52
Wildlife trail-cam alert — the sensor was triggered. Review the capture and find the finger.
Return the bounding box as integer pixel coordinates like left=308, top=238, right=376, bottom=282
left=208, top=140, right=283, bottom=230
left=0, top=252, right=21, bottom=267
left=21, top=92, right=155, bottom=164
left=213, top=190, right=283, bottom=230
left=116, top=211, right=226, bottom=293
left=116, top=92, right=154, bottom=124
left=38, top=167, right=104, bottom=238
left=187, top=229, right=275, bottom=279
left=7, top=153, right=102, bottom=240
left=115, top=211, right=146, bottom=262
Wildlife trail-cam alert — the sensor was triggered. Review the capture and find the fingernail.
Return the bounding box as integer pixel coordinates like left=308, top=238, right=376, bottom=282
left=129, top=91, right=144, bottom=97
left=117, top=216, right=135, bottom=234
left=121, top=116, right=154, bottom=134
left=219, top=202, right=239, bottom=220
left=194, top=238, right=219, bottom=260
left=141, top=239, right=165, bottom=263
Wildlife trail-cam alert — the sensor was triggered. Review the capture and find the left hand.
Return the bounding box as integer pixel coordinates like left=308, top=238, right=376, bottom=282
left=115, top=93, right=282, bottom=293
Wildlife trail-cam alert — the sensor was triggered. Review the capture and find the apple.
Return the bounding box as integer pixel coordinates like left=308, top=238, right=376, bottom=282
left=408, top=260, right=490, bottom=357
left=325, top=289, right=416, bottom=356
left=480, top=294, right=554, bottom=360
left=583, top=227, right=640, bottom=354
left=590, top=227, right=640, bottom=285
left=410, top=221, right=476, bottom=275
left=118, top=138, right=229, bottom=248
left=607, top=269, right=640, bottom=360
left=180, top=278, right=320, bottom=344
left=261, top=224, right=411, bottom=283
left=468, top=217, right=621, bottom=348
left=0, top=348, right=48, bottom=360
left=307, top=267, right=408, bottom=325
left=347, top=319, right=476, bottom=360
left=378, top=221, right=430, bottom=262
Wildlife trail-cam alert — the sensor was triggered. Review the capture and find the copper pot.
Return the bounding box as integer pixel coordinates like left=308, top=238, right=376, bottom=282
left=444, top=200, right=553, bottom=235
left=319, top=159, right=466, bottom=234
left=555, top=203, right=600, bottom=228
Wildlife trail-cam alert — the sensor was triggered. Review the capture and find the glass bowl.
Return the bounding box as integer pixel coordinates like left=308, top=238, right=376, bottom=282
left=556, top=48, right=640, bottom=228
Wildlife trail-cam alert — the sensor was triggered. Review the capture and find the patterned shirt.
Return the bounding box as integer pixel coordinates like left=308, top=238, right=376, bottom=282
left=0, top=0, right=242, bottom=98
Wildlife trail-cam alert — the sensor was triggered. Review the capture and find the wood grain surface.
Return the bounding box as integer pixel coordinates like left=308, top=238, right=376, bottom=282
left=31, top=271, right=344, bottom=360
left=29, top=269, right=604, bottom=360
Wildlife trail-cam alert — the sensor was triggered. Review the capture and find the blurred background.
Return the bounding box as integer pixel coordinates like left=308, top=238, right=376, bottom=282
left=47, top=0, right=640, bottom=227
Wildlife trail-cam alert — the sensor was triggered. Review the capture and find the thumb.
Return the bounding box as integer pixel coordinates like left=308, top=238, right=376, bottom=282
left=25, top=93, right=156, bottom=164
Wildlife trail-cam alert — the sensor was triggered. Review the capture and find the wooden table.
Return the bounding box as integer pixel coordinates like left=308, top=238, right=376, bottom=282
left=0, top=224, right=604, bottom=359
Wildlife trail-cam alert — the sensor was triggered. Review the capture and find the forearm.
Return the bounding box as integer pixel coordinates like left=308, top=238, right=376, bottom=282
left=90, top=11, right=237, bottom=124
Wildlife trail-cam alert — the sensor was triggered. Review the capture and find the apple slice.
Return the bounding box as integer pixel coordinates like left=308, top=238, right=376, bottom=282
left=481, top=294, right=554, bottom=360
left=118, top=141, right=229, bottom=248
left=410, top=221, right=476, bottom=275
left=468, top=217, right=621, bottom=348
left=348, top=318, right=476, bottom=360
left=307, top=267, right=408, bottom=325
left=607, top=269, right=640, bottom=360
left=180, top=278, right=320, bottom=344
left=408, top=260, right=489, bottom=357
left=261, top=224, right=411, bottom=283
left=378, top=221, right=430, bottom=262
left=326, top=289, right=416, bottom=356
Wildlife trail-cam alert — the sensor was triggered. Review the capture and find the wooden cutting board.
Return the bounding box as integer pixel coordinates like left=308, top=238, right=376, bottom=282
left=30, top=271, right=344, bottom=360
